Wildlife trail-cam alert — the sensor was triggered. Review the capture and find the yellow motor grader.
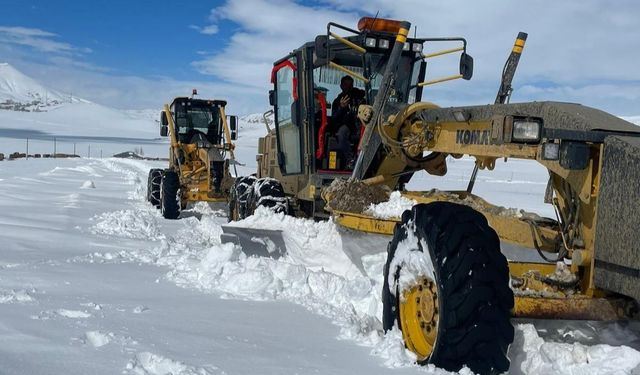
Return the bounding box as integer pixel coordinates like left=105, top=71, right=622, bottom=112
left=224, top=17, right=640, bottom=374
left=147, top=92, right=238, bottom=219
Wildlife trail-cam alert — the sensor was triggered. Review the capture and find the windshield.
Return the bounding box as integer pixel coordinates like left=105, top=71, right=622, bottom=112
left=172, top=101, right=222, bottom=144
left=175, top=106, right=220, bottom=133
left=313, top=53, right=417, bottom=115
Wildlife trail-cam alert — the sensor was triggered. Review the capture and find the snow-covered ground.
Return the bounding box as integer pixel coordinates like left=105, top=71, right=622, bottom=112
left=2, top=65, right=640, bottom=374
left=2, top=155, right=640, bottom=375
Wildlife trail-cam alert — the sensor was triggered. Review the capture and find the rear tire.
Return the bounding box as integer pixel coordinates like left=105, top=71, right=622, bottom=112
left=160, top=170, right=180, bottom=220
left=383, top=202, right=514, bottom=375
left=147, top=168, right=162, bottom=208
left=248, top=178, right=289, bottom=215
left=228, top=175, right=257, bottom=221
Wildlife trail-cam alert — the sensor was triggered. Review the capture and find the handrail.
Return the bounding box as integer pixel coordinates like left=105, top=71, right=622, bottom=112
left=418, top=74, right=463, bottom=87
left=328, top=62, right=370, bottom=84
left=423, top=46, right=464, bottom=59
left=329, top=32, right=366, bottom=54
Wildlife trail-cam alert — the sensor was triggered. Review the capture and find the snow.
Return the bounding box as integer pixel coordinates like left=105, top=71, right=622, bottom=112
left=512, top=324, right=640, bottom=375
left=85, top=330, right=112, bottom=348
left=2, top=157, right=638, bottom=374
left=0, top=62, right=75, bottom=105
left=366, top=191, right=417, bottom=219
left=2, top=66, right=640, bottom=374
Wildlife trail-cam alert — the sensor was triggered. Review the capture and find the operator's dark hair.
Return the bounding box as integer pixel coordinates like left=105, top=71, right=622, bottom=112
left=340, top=75, right=354, bottom=84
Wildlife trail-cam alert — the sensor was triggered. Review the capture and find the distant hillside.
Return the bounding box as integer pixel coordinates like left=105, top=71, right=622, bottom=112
left=0, top=63, right=88, bottom=112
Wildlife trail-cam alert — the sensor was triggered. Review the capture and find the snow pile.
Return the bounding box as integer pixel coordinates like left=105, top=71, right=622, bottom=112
left=125, top=352, right=222, bottom=375
left=85, top=331, right=112, bottom=348
left=0, top=289, right=35, bottom=303
left=80, top=180, right=96, bottom=189
left=226, top=206, right=362, bottom=277
left=513, top=324, right=640, bottom=375
left=90, top=208, right=162, bottom=240
left=365, top=191, right=417, bottom=219
left=56, top=309, right=92, bottom=318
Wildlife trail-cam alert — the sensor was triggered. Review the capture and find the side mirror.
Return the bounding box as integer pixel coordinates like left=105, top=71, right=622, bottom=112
left=160, top=111, right=168, bottom=126
left=269, top=90, right=275, bottom=106
left=160, top=125, right=168, bottom=137
left=228, top=115, right=238, bottom=141
left=460, top=53, right=474, bottom=80
left=314, top=35, right=329, bottom=66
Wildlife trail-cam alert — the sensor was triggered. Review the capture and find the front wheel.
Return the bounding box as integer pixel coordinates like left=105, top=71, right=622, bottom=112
left=228, top=175, right=257, bottom=221
left=147, top=168, right=162, bottom=208
left=383, top=202, right=514, bottom=375
left=160, top=170, right=180, bottom=220
left=248, top=178, right=289, bottom=215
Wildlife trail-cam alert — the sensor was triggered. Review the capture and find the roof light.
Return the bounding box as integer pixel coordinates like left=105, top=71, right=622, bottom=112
left=357, top=17, right=404, bottom=33
left=403, top=42, right=410, bottom=51
left=365, top=37, right=377, bottom=48
left=378, top=39, right=390, bottom=49
left=412, top=43, right=423, bottom=52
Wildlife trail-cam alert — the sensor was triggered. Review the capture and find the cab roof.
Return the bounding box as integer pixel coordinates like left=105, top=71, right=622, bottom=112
left=170, top=97, right=227, bottom=107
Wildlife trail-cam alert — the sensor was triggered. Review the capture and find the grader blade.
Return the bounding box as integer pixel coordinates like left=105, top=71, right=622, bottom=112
left=220, top=226, right=286, bottom=259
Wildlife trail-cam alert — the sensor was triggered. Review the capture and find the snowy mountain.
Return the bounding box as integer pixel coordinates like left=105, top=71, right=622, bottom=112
left=0, top=62, right=88, bottom=111
left=0, top=63, right=159, bottom=135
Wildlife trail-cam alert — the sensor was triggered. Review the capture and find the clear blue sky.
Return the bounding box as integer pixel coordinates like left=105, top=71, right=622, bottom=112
left=1, top=0, right=638, bottom=115
left=1, top=0, right=231, bottom=80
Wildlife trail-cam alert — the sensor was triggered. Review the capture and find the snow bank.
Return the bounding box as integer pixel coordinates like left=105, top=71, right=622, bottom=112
left=56, top=309, right=92, bottom=318
left=513, top=324, right=640, bottom=375
left=125, top=352, right=222, bottom=375
left=0, top=289, right=34, bottom=303
left=85, top=331, right=112, bottom=348
left=226, top=206, right=362, bottom=277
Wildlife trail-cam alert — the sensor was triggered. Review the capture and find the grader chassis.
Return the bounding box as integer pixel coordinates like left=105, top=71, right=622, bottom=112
left=224, top=17, right=640, bottom=374
left=147, top=94, right=238, bottom=219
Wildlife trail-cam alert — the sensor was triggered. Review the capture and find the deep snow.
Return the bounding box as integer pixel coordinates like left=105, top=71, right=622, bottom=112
left=2, top=156, right=640, bottom=374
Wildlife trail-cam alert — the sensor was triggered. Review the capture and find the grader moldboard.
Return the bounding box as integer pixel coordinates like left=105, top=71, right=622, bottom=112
left=147, top=92, right=239, bottom=219
left=222, top=17, right=640, bottom=374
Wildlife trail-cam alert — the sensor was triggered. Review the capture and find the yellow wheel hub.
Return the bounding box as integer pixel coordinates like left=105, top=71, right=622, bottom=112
left=399, top=277, right=439, bottom=360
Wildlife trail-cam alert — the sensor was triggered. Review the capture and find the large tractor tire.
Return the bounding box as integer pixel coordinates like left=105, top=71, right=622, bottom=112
left=160, top=170, right=181, bottom=220
left=228, top=175, right=257, bottom=221
left=147, top=168, right=163, bottom=208
left=383, top=202, right=514, bottom=375
left=248, top=178, right=289, bottom=215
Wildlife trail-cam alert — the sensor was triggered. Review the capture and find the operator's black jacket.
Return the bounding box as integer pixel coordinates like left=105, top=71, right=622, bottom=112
left=330, top=88, right=365, bottom=135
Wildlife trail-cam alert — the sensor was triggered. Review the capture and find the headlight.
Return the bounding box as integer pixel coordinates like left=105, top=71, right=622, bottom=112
left=378, top=39, right=390, bottom=49
left=412, top=43, right=423, bottom=52
left=365, top=37, right=377, bottom=48
left=512, top=120, right=541, bottom=142
left=403, top=42, right=410, bottom=51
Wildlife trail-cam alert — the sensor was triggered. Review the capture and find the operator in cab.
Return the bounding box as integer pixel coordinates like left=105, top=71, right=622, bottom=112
left=331, top=75, right=365, bottom=168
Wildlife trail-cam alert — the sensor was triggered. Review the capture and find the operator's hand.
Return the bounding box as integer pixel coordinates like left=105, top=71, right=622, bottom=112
left=340, top=95, right=350, bottom=108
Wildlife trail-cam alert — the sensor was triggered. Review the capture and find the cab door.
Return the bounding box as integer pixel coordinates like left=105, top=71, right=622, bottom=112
left=271, top=55, right=303, bottom=175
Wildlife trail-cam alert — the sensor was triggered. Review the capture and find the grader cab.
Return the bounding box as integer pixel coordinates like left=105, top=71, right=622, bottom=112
left=147, top=93, right=239, bottom=219
left=224, top=17, right=640, bottom=374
